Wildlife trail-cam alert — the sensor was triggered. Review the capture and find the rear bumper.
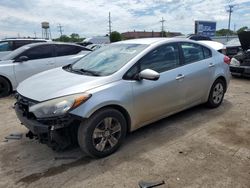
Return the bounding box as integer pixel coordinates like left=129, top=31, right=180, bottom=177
left=230, top=66, right=250, bottom=77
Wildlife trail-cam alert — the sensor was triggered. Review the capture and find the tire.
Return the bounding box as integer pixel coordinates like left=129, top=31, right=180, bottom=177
left=206, top=79, right=226, bottom=108
left=0, top=77, right=11, bottom=98
left=78, top=108, right=127, bottom=158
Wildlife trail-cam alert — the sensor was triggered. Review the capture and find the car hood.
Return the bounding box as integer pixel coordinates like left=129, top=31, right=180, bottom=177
left=0, top=51, right=11, bottom=59
left=238, top=31, right=250, bottom=51
left=17, top=67, right=114, bottom=102
left=0, top=59, right=13, bottom=65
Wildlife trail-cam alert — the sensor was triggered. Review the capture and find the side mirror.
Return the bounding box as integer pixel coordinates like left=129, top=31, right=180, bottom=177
left=15, top=56, right=29, bottom=62
left=138, top=69, right=160, bottom=81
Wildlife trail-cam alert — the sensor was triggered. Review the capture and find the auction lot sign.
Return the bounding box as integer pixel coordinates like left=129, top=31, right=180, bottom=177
left=195, top=21, right=216, bottom=37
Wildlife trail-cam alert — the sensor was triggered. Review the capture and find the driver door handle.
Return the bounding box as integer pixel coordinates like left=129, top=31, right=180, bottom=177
left=209, top=63, right=215, bottom=68
left=176, top=74, right=185, bottom=80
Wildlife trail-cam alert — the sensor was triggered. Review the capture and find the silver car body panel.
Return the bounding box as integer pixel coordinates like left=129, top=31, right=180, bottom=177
left=17, top=38, right=230, bottom=132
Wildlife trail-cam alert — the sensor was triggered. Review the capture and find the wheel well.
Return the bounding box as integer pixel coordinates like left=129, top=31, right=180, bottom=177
left=216, top=76, right=227, bottom=91
left=95, top=105, right=131, bottom=133
left=0, top=75, right=13, bottom=92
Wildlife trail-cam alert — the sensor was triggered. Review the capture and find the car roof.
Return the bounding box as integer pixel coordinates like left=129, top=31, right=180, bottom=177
left=117, top=37, right=192, bottom=45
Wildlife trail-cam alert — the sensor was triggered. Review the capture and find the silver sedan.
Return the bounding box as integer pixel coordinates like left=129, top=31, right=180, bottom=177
left=15, top=38, right=230, bottom=158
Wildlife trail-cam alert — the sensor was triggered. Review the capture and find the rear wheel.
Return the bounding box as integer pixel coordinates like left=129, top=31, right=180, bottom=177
left=206, top=79, right=225, bottom=108
left=78, top=108, right=127, bottom=158
left=0, top=77, right=11, bottom=98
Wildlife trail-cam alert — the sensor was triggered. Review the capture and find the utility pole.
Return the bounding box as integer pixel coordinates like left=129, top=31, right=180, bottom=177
left=57, top=24, right=63, bottom=37
left=226, top=4, right=235, bottom=41
left=34, top=32, right=36, bottom=38
left=160, top=17, right=166, bottom=37
left=108, top=12, right=112, bottom=36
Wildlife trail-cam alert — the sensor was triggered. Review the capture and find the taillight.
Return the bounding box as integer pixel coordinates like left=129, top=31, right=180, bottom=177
left=224, top=56, right=231, bottom=65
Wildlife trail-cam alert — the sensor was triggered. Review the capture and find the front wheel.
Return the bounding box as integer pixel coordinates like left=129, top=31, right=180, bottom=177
left=78, top=108, right=127, bottom=158
left=0, top=77, right=11, bottom=98
left=206, top=79, right=226, bottom=108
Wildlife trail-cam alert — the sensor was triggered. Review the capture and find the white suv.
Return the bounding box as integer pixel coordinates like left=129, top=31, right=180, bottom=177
left=0, top=42, right=91, bottom=97
left=0, top=38, right=49, bottom=58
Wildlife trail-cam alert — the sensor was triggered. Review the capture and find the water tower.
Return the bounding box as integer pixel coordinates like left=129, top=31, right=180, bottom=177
left=41, top=22, right=51, bottom=39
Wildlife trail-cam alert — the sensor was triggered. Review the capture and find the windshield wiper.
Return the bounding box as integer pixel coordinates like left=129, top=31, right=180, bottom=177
left=73, top=68, right=101, bottom=76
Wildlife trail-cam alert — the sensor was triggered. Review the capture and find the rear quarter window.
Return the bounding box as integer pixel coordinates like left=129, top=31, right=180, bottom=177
left=56, top=45, right=84, bottom=56
left=203, top=47, right=212, bottom=59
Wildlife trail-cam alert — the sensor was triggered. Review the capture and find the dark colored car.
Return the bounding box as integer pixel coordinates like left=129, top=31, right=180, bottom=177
left=188, top=34, right=212, bottom=41
left=175, top=34, right=212, bottom=41
left=230, top=31, right=250, bottom=77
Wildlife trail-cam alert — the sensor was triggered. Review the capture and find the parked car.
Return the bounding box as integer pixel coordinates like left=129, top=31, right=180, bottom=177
left=225, top=38, right=242, bottom=58
left=230, top=31, right=250, bottom=77
left=0, top=38, right=49, bottom=58
left=14, top=38, right=230, bottom=158
left=0, top=42, right=91, bottom=97
left=86, top=44, right=107, bottom=51
left=176, top=34, right=212, bottom=41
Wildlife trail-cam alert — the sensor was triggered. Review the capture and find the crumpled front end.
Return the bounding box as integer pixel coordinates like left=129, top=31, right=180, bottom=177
left=14, top=94, right=81, bottom=150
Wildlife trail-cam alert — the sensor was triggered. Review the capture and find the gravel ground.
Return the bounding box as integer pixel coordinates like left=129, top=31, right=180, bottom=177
left=0, top=77, right=249, bottom=188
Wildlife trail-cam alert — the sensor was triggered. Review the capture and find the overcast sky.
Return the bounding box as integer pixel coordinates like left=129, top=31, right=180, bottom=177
left=0, top=0, right=249, bottom=39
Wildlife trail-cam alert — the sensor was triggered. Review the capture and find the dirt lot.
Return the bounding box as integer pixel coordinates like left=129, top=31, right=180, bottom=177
left=0, top=77, right=249, bottom=188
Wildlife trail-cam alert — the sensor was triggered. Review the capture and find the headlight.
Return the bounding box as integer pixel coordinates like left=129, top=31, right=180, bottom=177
left=29, top=93, right=91, bottom=118
left=230, top=58, right=240, bottom=66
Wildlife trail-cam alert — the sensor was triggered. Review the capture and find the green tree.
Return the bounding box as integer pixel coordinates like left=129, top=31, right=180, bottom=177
left=53, top=33, right=84, bottom=42
left=237, top=26, right=248, bottom=34
left=70, top=33, right=81, bottom=42
left=215, top=29, right=235, bottom=36
left=54, top=35, right=71, bottom=42
left=110, top=31, right=122, bottom=42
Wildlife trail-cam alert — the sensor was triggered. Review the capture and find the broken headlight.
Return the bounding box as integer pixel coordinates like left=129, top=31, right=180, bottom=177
left=29, top=93, right=91, bottom=118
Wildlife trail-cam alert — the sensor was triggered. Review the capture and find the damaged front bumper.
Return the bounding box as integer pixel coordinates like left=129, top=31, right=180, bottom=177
left=14, top=95, right=82, bottom=150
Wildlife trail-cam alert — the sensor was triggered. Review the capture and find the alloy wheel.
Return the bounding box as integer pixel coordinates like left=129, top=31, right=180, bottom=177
left=212, top=83, right=224, bottom=104
left=92, top=117, right=122, bottom=152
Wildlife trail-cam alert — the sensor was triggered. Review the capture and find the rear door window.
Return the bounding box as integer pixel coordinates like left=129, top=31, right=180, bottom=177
left=18, top=44, right=54, bottom=60
left=56, top=45, right=84, bottom=56
left=180, top=42, right=205, bottom=64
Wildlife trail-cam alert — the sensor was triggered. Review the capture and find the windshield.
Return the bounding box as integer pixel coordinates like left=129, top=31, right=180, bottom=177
left=71, top=43, right=148, bottom=76
left=0, top=45, right=30, bottom=60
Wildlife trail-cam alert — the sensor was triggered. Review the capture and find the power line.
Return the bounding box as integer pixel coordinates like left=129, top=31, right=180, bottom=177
left=160, top=17, right=166, bottom=37
left=57, top=24, right=63, bottom=37
left=226, top=4, right=236, bottom=40
left=108, top=12, right=112, bottom=35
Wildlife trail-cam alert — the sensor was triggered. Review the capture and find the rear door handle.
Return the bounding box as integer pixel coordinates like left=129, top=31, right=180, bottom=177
left=209, top=63, right=215, bottom=68
left=176, top=74, right=185, bottom=80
